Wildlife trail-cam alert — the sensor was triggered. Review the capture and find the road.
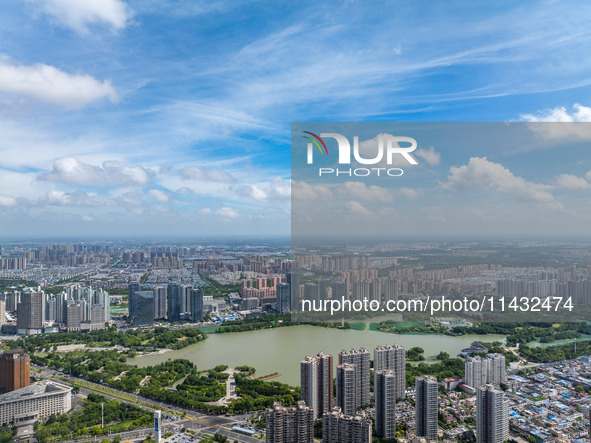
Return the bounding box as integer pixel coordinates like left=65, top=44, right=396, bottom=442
left=32, top=364, right=264, bottom=442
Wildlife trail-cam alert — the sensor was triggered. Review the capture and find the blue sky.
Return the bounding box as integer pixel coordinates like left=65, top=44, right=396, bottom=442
left=1, top=0, right=591, bottom=237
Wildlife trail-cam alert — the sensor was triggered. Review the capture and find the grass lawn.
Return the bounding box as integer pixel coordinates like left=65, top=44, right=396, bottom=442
left=348, top=322, right=366, bottom=331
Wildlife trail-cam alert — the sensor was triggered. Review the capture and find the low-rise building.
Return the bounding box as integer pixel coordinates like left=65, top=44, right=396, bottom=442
left=0, top=381, right=72, bottom=425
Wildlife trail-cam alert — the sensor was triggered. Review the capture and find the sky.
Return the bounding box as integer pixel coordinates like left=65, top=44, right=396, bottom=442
left=1, top=0, right=591, bottom=237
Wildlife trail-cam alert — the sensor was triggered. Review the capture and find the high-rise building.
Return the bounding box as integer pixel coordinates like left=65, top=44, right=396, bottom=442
left=304, top=283, right=319, bottom=303
left=5, top=291, right=20, bottom=312
left=375, top=370, right=396, bottom=440
left=415, top=375, right=438, bottom=441
left=486, top=354, right=506, bottom=386
left=476, top=384, right=508, bottom=443
left=130, top=290, right=154, bottom=326
left=322, top=406, right=372, bottom=443
left=286, top=272, right=300, bottom=311
left=339, top=348, right=371, bottom=408
left=0, top=299, right=5, bottom=327
left=465, top=354, right=506, bottom=389
left=331, top=281, right=347, bottom=300
left=276, top=283, right=291, bottom=313
left=66, top=304, right=82, bottom=331
left=167, top=284, right=183, bottom=322
left=336, top=363, right=357, bottom=416
left=17, top=291, right=44, bottom=335
left=301, top=352, right=333, bottom=419
left=265, top=401, right=314, bottom=443
left=128, top=282, right=140, bottom=320
left=191, top=287, right=204, bottom=322
left=465, top=356, right=487, bottom=389
left=153, top=286, right=167, bottom=319
left=0, top=348, right=30, bottom=393
left=374, top=344, right=406, bottom=398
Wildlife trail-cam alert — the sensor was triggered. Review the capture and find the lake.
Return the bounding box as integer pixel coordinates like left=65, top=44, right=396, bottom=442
left=128, top=325, right=506, bottom=385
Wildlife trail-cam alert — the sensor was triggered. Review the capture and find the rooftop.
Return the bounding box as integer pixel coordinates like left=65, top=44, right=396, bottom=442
left=0, top=381, right=71, bottom=403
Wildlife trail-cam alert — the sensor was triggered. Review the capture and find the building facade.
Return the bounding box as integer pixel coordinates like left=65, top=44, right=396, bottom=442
left=375, top=369, right=397, bottom=440
left=301, top=352, right=333, bottom=419
left=0, top=381, right=71, bottom=425
left=374, top=344, right=406, bottom=398
left=415, top=375, right=438, bottom=441
left=322, top=406, right=372, bottom=443
left=0, top=348, right=30, bottom=393
left=476, top=384, right=508, bottom=443
left=130, top=290, right=154, bottom=326
left=339, top=348, right=371, bottom=408
left=265, top=401, right=314, bottom=443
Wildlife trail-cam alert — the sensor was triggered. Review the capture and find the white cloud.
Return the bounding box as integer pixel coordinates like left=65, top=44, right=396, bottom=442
left=291, top=181, right=333, bottom=201
left=520, top=104, right=591, bottom=141
left=40, top=190, right=115, bottom=206
left=416, top=146, right=441, bottom=166
left=336, top=182, right=394, bottom=202
left=443, top=157, right=561, bottom=210
left=345, top=201, right=373, bottom=218
left=398, top=187, right=422, bottom=199
left=233, top=177, right=290, bottom=202
left=181, top=166, right=235, bottom=183
left=521, top=104, right=591, bottom=122
left=0, top=195, right=17, bottom=207
left=554, top=174, right=591, bottom=190
left=215, top=207, right=239, bottom=219
left=39, top=157, right=154, bottom=186
left=147, top=189, right=171, bottom=203
left=27, top=0, right=132, bottom=34
left=81, top=215, right=95, bottom=222
left=0, top=59, right=119, bottom=108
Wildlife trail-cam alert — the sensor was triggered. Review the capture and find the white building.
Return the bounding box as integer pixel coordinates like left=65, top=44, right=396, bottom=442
left=465, top=354, right=506, bottom=389
left=374, top=344, right=406, bottom=398
left=476, top=384, right=508, bottom=443
left=0, top=381, right=72, bottom=425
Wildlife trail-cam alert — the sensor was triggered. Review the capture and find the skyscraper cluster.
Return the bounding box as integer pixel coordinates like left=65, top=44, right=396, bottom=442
left=128, top=283, right=204, bottom=326
left=4, top=285, right=109, bottom=335
left=286, top=344, right=409, bottom=442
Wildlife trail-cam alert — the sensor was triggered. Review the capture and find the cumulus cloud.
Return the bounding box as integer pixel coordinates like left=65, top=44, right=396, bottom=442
left=553, top=174, right=591, bottom=190
left=416, top=147, right=440, bottom=166
left=234, top=177, right=290, bottom=202
left=201, top=207, right=239, bottom=219
left=181, top=166, right=235, bottom=183
left=40, top=190, right=115, bottom=206
left=81, top=215, right=95, bottom=222
left=0, top=195, right=17, bottom=207
left=39, top=157, right=154, bottom=186
left=291, top=181, right=333, bottom=201
left=147, top=189, right=171, bottom=203
left=521, top=104, right=591, bottom=141
left=521, top=104, right=591, bottom=122
left=0, top=59, right=119, bottom=108
left=27, top=0, right=132, bottom=34
left=345, top=201, right=373, bottom=218
left=336, top=182, right=394, bottom=202
left=442, top=157, right=561, bottom=209
left=398, top=187, right=422, bottom=199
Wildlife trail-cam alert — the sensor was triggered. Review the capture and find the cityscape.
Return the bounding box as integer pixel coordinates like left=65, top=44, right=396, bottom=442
left=1, top=238, right=591, bottom=442
left=3, top=1, right=591, bottom=443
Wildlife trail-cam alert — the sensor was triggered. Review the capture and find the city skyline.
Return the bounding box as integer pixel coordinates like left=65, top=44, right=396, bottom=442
left=2, top=1, right=591, bottom=236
